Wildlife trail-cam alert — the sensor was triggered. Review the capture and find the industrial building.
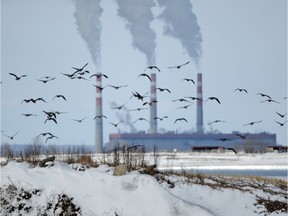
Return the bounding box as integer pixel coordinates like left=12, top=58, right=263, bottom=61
left=97, top=73, right=277, bottom=153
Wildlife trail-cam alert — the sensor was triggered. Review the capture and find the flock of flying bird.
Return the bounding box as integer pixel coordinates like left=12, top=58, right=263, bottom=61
left=1, top=60, right=287, bottom=144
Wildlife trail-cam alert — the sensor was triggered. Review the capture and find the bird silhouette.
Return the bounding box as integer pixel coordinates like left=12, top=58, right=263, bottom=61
left=174, top=118, right=188, bottom=124
left=144, top=66, right=160, bottom=72
left=168, top=61, right=190, bottom=69
left=156, top=88, right=171, bottom=93
left=234, top=133, right=249, bottom=139
left=172, top=98, right=189, bottom=103
left=206, top=97, right=221, bottom=104
left=275, top=120, right=287, bottom=126
left=36, top=77, right=55, bottom=83
left=257, top=93, right=271, bottom=99
left=72, top=117, right=87, bottom=123
left=208, top=120, right=226, bottom=125
left=275, top=112, right=287, bottom=118
left=130, top=91, right=149, bottom=101
left=108, top=84, right=128, bottom=89
left=154, top=116, right=168, bottom=121
left=72, top=63, right=88, bottom=72
left=93, top=85, right=108, bottom=91
left=185, top=96, right=203, bottom=101
left=109, top=121, right=122, bottom=127
left=90, top=73, right=108, bottom=79
left=71, top=75, right=89, bottom=81
left=177, top=104, right=193, bottom=109
left=133, top=118, right=149, bottom=124
left=137, top=73, right=152, bottom=81
left=112, top=102, right=128, bottom=110
left=243, top=120, right=262, bottom=126
left=21, top=98, right=46, bottom=104
left=4, top=131, right=19, bottom=140
left=9, top=73, right=27, bottom=80
left=143, top=100, right=157, bottom=106
left=226, top=148, right=237, bottom=154
left=21, top=113, right=38, bottom=117
left=37, top=132, right=55, bottom=138
left=53, top=95, right=66, bottom=101
left=129, top=107, right=148, bottom=112
left=94, top=115, right=107, bottom=119
left=260, top=99, right=280, bottom=104
left=234, top=88, right=248, bottom=93
left=218, top=138, right=232, bottom=142
left=182, top=78, right=195, bottom=84
left=45, top=117, right=57, bottom=124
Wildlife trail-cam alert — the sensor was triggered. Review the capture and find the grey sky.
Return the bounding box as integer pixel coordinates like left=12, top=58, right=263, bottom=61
left=1, top=0, right=287, bottom=146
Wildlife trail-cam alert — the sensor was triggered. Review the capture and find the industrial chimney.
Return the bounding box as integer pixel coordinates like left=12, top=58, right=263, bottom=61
left=149, top=73, right=157, bottom=133
left=196, top=73, right=204, bottom=133
left=95, top=74, right=104, bottom=153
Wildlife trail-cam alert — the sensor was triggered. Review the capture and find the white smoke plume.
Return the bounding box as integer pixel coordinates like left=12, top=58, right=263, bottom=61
left=116, top=0, right=157, bottom=65
left=74, top=0, right=103, bottom=69
left=156, top=0, right=202, bottom=66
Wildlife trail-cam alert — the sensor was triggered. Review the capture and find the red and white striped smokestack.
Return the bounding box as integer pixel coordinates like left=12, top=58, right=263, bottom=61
left=196, top=73, right=204, bottom=133
left=150, top=73, right=157, bottom=133
left=95, top=74, right=104, bottom=153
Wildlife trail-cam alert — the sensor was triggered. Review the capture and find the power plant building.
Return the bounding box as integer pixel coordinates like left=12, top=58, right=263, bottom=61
left=102, top=73, right=278, bottom=153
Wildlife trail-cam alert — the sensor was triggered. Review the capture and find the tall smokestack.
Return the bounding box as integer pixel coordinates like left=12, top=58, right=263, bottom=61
left=196, top=73, right=204, bottom=133
left=150, top=73, right=157, bottom=133
left=95, top=74, right=103, bottom=153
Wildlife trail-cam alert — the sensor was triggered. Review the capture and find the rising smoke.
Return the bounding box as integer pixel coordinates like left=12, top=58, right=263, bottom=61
left=74, top=0, right=103, bottom=70
left=156, top=0, right=202, bottom=66
left=115, top=0, right=157, bottom=65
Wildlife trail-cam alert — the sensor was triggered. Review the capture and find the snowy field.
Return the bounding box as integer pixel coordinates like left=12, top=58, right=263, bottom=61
left=0, top=152, right=287, bottom=215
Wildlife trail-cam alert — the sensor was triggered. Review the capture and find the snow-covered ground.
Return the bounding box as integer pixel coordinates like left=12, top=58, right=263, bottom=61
left=0, top=152, right=287, bottom=215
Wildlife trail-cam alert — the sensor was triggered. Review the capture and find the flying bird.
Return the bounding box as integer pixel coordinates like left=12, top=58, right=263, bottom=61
left=234, top=88, right=248, bottom=93
left=45, top=135, right=59, bottom=143
left=275, top=112, right=287, bottom=118
left=143, top=100, right=157, bottom=106
left=137, top=73, right=152, bottom=81
left=182, top=78, right=195, bottom=84
left=36, top=77, right=56, bottom=83
left=90, top=73, right=108, bottom=79
left=260, top=99, right=280, bottom=104
left=108, top=84, right=128, bottom=89
left=72, top=117, right=87, bottom=123
left=94, top=115, right=107, bottom=119
left=208, top=120, right=226, bottom=125
left=177, top=104, right=193, bottom=109
left=218, top=138, right=232, bottom=142
left=243, top=120, right=262, bottom=126
left=133, top=118, right=149, bottom=124
left=72, top=62, right=88, bottom=72
left=45, top=117, right=57, bottom=124
left=9, top=73, right=27, bottom=80
left=53, top=95, right=67, bottom=101
left=275, top=120, right=287, bottom=126
left=109, top=121, right=122, bottom=127
left=206, top=97, right=221, bottom=104
left=4, top=131, right=19, bottom=140
left=257, top=93, right=271, bottom=99
left=129, top=107, right=148, bottom=112
left=168, top=61, right=190, bottom=69
left=144, top=66, right=160, bottom=72
left=21, top=113, right=38, bottom=117
left=174, top=118, right=188, bottom=124
left=130, top=91, right=149, bottom=101
left=185, top=96, right=203, bottom=102
left=93, top=85, right=108, bottom=91
left=154, top=116, right=168, bottom=121
left=156, top=88, right=171, bottom=93
left=37, top=132, right=55, bottom=138
left=111, top=102, right=128, bottom=110
left=234, top=133, right=249, bottom=139
left=172, top=98, right=189, bottom=103
left=226, top=148, right=237, bottom=154
left=21, top=98, right=46, bottom=104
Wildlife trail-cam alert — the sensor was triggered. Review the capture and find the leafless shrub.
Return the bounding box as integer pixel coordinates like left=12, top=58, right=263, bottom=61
left=23, top=137, right=42, bottom=166
left=1, top=142, right=14, bottom=159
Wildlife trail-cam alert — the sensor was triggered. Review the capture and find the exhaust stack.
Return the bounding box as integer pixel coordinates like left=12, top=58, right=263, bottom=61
left=95, top=74, right=104, bottom=153
left=150, top=73, right=157, bottom=133
left=196, top=73, right=204, bottom=133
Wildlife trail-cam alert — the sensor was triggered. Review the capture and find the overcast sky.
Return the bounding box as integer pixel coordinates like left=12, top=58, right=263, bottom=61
left=1, top=0, right=287, bottom=147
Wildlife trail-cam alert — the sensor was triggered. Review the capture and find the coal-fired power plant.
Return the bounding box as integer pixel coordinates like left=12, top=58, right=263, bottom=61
left=150, top=73, right=157, bottom=133
left=95, top=74, right=104, bottom=153
left=104, top=71, right=277, bottom=153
